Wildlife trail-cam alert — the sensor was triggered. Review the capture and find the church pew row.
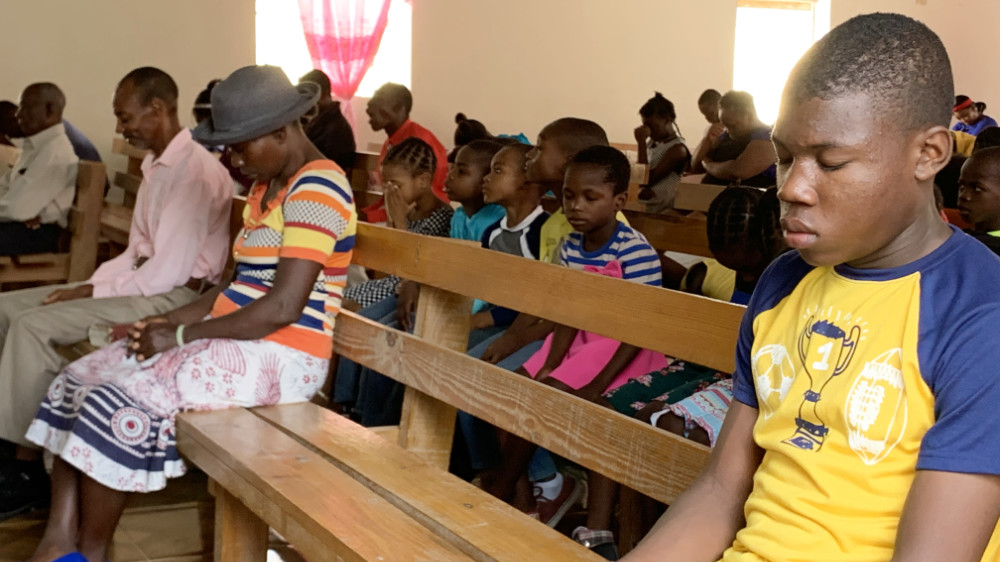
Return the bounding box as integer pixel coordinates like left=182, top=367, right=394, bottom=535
left=176, top=223, right=744, bottom=560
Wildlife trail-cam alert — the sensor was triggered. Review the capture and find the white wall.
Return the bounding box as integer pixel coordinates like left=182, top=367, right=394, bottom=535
left=0, top=0, right=256, bottom=173
left=6, top=0, right=995, bottom=165
left=397, top=0, right=739, bottom=151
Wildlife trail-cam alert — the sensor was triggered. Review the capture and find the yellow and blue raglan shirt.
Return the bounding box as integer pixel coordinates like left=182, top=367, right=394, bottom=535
left=726, top=227, right=1000, bottom=561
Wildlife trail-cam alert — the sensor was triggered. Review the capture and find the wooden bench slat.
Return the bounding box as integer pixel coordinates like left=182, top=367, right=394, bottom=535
left=673, top=182, right=725, bottom=213
left=113, top=171, right=142, bottom=195
left=100, top=203, right=132, bottom=245
left=112, top=137, right=150, bottom=161
left=10, top=253, right=69, bottom=266
left=333, top=312, right=712, bottom=505
left=254, top=403, right=603, bottom=561
left=352, top=223, right=741, bottom=372
left=623, top=210, right=713, bottom=257
left=177, top=407, right=470, bottom=561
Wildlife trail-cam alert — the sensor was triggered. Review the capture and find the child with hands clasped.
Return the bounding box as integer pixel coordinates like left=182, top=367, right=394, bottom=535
left=340, top=137, right=453, bottom=313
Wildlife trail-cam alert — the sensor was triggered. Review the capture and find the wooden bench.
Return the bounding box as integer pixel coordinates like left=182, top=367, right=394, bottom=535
left=350, top=150, right=381, bottom=209
left=99, top=138, right=149, bottom=249
left=177, top=223, right=743, bottom=560
left=673, top=182, right=725, bottom=213
left=0, top=160, right=107, bottom=288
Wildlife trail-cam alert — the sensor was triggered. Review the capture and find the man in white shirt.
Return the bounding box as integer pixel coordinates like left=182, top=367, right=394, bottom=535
left=0, top=68, right=232, bottom=520
left=0, top=83, right=78, bottom=256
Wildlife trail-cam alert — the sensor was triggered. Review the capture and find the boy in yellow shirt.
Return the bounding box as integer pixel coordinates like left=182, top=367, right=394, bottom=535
left=627, top=13, right=1000, bottom=562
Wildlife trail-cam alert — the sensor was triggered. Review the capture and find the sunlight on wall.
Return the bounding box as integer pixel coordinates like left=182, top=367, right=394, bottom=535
left=255, top=0, right=411, bottom=98
left=733, top=0, right=830, bottom=125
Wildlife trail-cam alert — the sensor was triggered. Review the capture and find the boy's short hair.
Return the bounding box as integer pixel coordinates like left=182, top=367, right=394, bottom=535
left=544, top=117, right=609, bottom=158
left=569, top=145, right=630, bottom=195
left=974, top=127, right=1000, bottom=153
left=374, top=82, right=413, bottom=113
left=784, top=13, right=952, bottom=132
left=300, top=69, right=332, bottom=99
left=720, top=91, right=757, bottom=117
left=698, top=89, right=722, bottom=106
left=120, top=67, right=178, bottom=111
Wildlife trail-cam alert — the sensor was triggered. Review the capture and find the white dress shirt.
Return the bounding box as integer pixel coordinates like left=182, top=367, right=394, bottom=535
left=0, top=122, right=78, bottom=227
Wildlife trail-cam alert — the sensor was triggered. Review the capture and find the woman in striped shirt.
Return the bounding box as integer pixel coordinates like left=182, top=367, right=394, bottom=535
left=23, top=65, right=356, bottom=562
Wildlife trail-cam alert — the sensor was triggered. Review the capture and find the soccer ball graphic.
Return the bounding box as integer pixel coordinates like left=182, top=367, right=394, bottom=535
left=753, top=344, right=796, bottom=419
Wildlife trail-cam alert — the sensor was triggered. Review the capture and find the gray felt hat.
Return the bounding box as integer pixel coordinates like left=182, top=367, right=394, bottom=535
left=192, top=65, right=320, bottom=145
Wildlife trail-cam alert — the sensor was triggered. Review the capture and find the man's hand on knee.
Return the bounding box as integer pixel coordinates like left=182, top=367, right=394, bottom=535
left=43, top=284, right=94, bottom=305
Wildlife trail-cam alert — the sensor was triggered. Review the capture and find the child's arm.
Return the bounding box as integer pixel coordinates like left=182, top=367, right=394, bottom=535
left=688, top=123, right=726, bottom=174
left=534, top=323, right=578, bottom=380
left=891, top=471, right=1000, bottom=561
left=701, top=139, right=775, bottom=182
left=480, top=312, right=555, bottom=364
left=634, top=126, right=651, bottom=164
left=623, top=402, right=763, bottom=562
left=570, top=342, right=642, bottom=402
left=395, top=280, right=420, bottom=332
left=646, top=144, right=691, bottom=187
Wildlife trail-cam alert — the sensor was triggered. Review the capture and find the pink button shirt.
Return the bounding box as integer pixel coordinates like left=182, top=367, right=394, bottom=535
left=89, top=129, right=232, bottom=298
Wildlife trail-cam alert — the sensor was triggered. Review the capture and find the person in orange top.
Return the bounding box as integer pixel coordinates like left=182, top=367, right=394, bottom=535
left=21, top=65, right=356, bottom=562
left=363, top=82, right=449, bottom=222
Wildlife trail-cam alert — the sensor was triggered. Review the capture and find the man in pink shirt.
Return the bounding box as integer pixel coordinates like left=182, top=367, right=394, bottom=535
left=0, top=67, right=231, bottom=520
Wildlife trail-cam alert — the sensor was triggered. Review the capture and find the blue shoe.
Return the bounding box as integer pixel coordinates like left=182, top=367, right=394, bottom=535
left=52, top=553, right=89, bottom=562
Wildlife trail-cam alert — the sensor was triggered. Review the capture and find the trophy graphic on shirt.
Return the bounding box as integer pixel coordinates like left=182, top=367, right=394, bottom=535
left=783, top=317, right=861, bottom=451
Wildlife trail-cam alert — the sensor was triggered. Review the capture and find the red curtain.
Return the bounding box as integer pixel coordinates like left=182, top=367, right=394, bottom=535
left=298, top=0, right=393, bottom=129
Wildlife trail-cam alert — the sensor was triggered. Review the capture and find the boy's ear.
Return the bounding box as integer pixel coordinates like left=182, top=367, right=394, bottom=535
left=613, top=191, right=627, bottom=212
left=913, top=125, right=953, bottom=182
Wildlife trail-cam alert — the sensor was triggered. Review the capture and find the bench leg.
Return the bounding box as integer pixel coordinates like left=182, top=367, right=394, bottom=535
left=214, top=485, right=268, bottom=562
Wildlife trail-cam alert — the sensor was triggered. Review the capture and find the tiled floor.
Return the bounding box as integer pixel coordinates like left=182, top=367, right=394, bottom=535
left=0, top=469, right=306, bottom=562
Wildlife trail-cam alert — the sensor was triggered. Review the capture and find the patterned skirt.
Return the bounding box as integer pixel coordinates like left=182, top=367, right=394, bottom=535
left=25, top=338, right=327, bottom=493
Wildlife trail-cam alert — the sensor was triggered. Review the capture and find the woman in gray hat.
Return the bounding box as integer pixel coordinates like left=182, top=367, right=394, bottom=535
left=23, top=65, right=357, bottom=562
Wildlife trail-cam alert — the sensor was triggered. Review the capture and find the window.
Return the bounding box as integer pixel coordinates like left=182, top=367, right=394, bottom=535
left=255, top=0, right=411, bottom=98
left=732, top=0, right=831, bottom=125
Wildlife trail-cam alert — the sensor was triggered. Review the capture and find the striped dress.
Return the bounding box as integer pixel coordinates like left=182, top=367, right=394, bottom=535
left=25, top=161, right=356, bottom=493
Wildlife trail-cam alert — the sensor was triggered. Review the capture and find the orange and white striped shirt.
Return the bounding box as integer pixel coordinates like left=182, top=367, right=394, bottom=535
left=210, top=161, right=356, bottom=358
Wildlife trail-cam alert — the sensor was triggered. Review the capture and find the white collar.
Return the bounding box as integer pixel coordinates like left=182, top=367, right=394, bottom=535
left=23, top=122, right=65, bottom=150
left=499, top=205, right=545, bottom=232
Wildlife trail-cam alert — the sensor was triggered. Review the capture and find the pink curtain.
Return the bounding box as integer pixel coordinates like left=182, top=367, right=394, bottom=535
left=298, top=0, right=393, bottom=130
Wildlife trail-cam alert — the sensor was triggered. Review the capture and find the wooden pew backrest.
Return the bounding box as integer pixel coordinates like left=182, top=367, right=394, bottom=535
left=673, top=183, right=725, bottom=213
left=340, top=223, right=741, bottom=503
left=0, top=160, right=106, bottom=285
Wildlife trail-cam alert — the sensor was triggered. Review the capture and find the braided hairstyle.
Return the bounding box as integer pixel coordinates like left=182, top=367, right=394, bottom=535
left=639, top=92, right=683, bottom=137
left=707, top=187, right=788, bottom=279
left=755, top=188, right=787, bottom=264
left=707, top=186, right=763, bottom=257
left=383, top=137, right=436, bottom=178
